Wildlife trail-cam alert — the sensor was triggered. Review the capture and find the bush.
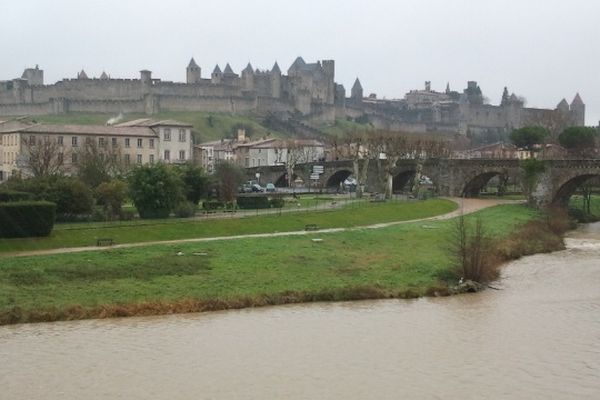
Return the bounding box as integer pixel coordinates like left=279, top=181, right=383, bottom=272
left=95, top=180, right=128, bottom=220
left=237, top=196, right=270, bottom=209
left=53, top=178, right=94, bottom=221
left=269, top=198, right=285, bottom=208
left=0, top=201, right=56, bottom=238
left=128, top=163, right=183, bottom=219
left=119, top=209, right=136, bottom=221
left=174, top=201, right=196, bottom=218
left=202, top=200, right=224, bottom=210
left=0, top=190, right=32, bottom=202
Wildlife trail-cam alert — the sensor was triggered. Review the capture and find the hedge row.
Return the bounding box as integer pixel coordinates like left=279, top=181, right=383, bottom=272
left=0, top=190, right=33, bottom=202
left=237, top=196, right=284, bottom=209
left=0, top=201, right=56, bottom=238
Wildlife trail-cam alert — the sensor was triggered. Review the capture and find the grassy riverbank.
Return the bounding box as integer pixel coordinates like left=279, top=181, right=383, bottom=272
left=0, top=198, right=456, bottom=254
left=0, top=203, right=565, bottom=325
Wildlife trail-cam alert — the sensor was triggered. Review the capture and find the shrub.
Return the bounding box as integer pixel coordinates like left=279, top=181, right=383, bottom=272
left=202, top=200, right=224, bottom=210
left=0, top=190, right=32, bottom=202
left=119, top=209, right=136, bottom=221
left=269, top=198, right=285, bottom=208
left=53, top=178, right=94, bottom=221
left=128, top=163, right=183, bottom=219
left=174, top=201, right=196, bottom=218
left=95, top=180, right=128, bottom=220
left=0, top=201, right=56, bottom=238
left=237, top=196, right=270, bottom=209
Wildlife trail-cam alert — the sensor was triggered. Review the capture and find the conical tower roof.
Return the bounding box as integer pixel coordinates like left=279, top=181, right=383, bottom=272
left=188, top=57, right=199, bottom=68
left=223, top=63, right=235, bottom=74
left=242, top=62, right=253, bottom=74
left=557, top=98, right=570, bottom=111
left=78, top=69, right=88, bottom=79
left=571, top=93, right=584, bottom=105
left=271, top=61, right=281, bottom=74
left=352, top=78, right=362, bottom=90
left=212, top=64, right=221, bottom=74
left=99, top=71, right=109, bottom=80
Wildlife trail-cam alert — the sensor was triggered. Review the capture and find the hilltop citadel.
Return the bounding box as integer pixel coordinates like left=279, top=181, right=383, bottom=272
left=0, top=58, right=585, bottom=138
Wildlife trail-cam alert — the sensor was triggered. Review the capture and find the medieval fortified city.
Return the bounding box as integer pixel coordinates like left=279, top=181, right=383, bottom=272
left=1, top=1, right=599, bottom=399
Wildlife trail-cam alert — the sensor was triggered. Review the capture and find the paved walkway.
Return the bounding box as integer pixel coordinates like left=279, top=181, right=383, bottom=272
left=3, top=198, right=521, bottom=258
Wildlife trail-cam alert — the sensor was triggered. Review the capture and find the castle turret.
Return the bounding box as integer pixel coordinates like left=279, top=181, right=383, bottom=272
left=288, top=56, right=306, bottom=75
left=570, top=93, right=585, bottom=126
left=270, top=61, right=281, bottom=98
left=351, top=78, right=363, bottom=101
left=223, top=63, right=236, bottom=76
left=186, top=57, right=201, bottom=84
left=21, top=65, right=43, bottom=86
left=501, top=87, right=510, bottom=106
left=77, top=69, right=89, bottom=80
left=321, top=60, right=335, bottom=104
left=445, top=82, right=451, bottom=94
left=211, top=64, right=222, bottom=84
left=241, top=62, right=254, bottom=91
left=464, top=81, right=483, bottom=105
left=425, top=81, right=431, bottom=92
left=556, top=98, right=570, bottom=113
left=99, top=71, right=109, bottom=80
left=140, top=70, right=152, bottom=95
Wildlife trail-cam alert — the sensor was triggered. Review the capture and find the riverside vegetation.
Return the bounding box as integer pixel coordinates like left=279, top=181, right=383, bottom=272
left=0, top=202, right=571, bottom=325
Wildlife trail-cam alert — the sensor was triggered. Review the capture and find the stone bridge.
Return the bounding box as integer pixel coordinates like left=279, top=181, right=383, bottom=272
left=247, top=159, right=600, bottom=208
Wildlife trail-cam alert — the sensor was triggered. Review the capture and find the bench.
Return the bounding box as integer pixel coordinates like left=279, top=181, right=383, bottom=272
left=305, top=224, right=319, bottom=231
left=96, top=238, right=114, bottom=247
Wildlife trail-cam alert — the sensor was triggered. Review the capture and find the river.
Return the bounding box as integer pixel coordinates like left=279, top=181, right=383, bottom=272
left=1, top=224, right=600, bottom=399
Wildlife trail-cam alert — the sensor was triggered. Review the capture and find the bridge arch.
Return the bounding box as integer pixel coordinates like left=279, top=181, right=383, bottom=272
left=462, top=170, right=511, bottom=197
left=552, top=174, right=600, bottom=206
left=392, top=170, right=416, bottom=193
left=325, top=169, right=353, bottom=188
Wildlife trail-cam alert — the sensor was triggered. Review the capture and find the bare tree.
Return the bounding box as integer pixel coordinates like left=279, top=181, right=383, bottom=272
left=21, top=135, right=66, bottom=177
left=329, top=130, right=373, bottom=198
left=407, top=136, right=449, bottom=197
left=75, top=139, right=125, bottom=187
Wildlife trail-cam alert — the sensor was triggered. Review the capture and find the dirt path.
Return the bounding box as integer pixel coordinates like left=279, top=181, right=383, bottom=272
left=3, top=198, right=521, bottom=258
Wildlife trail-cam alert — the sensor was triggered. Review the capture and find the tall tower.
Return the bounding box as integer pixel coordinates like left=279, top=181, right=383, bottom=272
left=241, top=62, right=254, bottom=91
left=186, top=58, right=201, bottom=84
left=570, top=93, right=585, bottom=126
left=211, top=65, right=222, bottom=84
left=351, top=78, right=363, bottom=101
left=321, top=60, right=335, bottom=104
left=21, top=65, right=44, bottom=86
left=270, top=61, right=281, bottom=98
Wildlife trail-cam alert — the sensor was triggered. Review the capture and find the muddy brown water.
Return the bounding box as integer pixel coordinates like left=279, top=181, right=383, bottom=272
left=1, top=223, right=599, bottom=399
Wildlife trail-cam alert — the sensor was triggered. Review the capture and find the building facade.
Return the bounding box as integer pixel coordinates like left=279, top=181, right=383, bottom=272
left=0, top=118, right=192, bottom=181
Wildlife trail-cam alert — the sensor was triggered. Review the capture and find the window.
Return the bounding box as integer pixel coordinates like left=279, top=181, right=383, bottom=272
left=29, top=136, right=36, bottom=146
left=245, top=158, right=249, bottom=167
left=112, top=138, right=117, bottom=147
left=149, top=138, right=154, bottom=149
left=58, top=136, right=63, bottom=146
left=72, top=136, right=78, bottom=147
left=149, top=154, right=154, bottom=164
left=164, top=129, right=171, bottom=141
left=124, top=154, right=130, bottom=165
left=125, top=138, right=130, bottom=148
left=258, top=159, right=261, bottom=166
left=178, top=129, right=186, bottom=142
left=99, top=137, right=106, bottom=147
left=164, top=150, right=170, bottom=161
left=179, top=150, right=185, bottom=160
left=58, top=153, right=64, bottom=164
left=136, top=154, right=142, bottom=164
left=137, top=138, right=143, bottom=148
left=72, top=153, right=78, bottom=163
left=85, top=137, right=92, bottom=145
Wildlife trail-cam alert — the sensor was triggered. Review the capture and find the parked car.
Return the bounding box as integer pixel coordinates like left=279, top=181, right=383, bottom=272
left=265, top=183, right=276, bottom=192
left=238, top=184, right=253, bottom=193
left=251, top=184, right=264, bottom=192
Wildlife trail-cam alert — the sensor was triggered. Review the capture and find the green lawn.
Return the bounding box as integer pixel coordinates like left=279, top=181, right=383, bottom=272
left=0, top=198, right=457, bottom=254
left=569, top=194, right=600, bottom=216
left=30, top=111, right=289, bottom=143
left=0, top=204, right=540, bottom=322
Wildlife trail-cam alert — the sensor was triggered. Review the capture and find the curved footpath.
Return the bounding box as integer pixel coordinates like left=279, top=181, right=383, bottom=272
left=4, top=198, right=521, bottom=258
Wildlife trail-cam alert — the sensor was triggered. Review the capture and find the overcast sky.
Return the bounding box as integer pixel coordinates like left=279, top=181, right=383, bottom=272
left=2, top=0, right=599, bottom=125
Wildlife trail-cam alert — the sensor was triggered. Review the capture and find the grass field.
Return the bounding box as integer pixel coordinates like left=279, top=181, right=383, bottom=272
left=30, top=111, right=289, bottom=143
left=0, top=198, right=456, bottom=254
left=569, top=194, right=600, bottom=216
left=0, top=203, right=542, bottom=324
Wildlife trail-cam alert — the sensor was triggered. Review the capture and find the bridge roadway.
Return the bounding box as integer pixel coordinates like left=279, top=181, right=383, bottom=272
left=247, top=158, right=600, bottom=207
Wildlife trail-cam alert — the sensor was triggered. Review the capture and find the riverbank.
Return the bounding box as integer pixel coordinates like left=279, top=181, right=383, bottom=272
left=0, top=202, right=569, bottom=325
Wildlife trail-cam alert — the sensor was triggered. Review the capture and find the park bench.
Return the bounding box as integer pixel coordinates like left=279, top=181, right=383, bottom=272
left=305, top=224, right=319, bottom=231
left=96, top=238, right=114, bottom=247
